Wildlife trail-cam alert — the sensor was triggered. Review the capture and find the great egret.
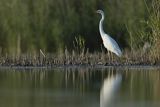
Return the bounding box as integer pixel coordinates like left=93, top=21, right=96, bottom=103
left=96, top=10, right=122, bottom=57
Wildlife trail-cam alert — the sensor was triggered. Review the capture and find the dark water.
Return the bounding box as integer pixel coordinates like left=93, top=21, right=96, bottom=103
left=0, top=67, right=160, bottom=107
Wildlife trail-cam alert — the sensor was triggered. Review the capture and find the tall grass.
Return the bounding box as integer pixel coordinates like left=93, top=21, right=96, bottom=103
left=149, top=0, right=160, bottom=60
left=125, top=0, right=160, bottom=62
left=0, top=0, right=149, bottom=55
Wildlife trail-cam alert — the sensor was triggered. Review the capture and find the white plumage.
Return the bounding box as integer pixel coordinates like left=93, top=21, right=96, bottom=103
left=97, top=10, right=122, bottom=57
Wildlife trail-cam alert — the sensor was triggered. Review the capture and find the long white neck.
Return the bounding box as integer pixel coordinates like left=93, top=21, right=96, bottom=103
left=99, top=12, right=105, bottom=37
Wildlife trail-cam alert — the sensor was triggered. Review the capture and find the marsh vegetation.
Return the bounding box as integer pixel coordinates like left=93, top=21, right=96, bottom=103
left=0, top=0, right=159, bottom=66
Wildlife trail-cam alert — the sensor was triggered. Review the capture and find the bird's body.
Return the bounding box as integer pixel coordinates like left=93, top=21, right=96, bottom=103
left=102, top=34, right=122, bottom=56
left=97, top=10, right=122, bottom=57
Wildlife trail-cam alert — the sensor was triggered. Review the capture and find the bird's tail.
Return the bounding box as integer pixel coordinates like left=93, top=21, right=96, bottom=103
left=115, top=49, right=122, bottom=57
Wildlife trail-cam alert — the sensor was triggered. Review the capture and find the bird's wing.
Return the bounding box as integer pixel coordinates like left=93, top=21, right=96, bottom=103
left=103, top=34, right=122, bottom=56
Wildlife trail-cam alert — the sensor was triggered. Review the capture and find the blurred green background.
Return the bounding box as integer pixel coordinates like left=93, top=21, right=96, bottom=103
left=0, top=0, right=159, bottom=55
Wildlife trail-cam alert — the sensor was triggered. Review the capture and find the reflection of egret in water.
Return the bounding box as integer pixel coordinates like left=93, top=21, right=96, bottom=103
left=100, top=74, right=122, bottom=107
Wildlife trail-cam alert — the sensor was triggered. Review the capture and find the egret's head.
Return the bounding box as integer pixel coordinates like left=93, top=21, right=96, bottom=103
left=96, top=10, right=104, bottom=15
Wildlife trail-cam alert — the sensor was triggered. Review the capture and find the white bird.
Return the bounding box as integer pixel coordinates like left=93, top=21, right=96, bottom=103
left=96, top=10, right=122, bottom=57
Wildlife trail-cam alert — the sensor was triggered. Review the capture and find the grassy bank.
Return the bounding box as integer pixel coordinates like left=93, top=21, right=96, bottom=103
left=0, top=49, right=159, bottom=67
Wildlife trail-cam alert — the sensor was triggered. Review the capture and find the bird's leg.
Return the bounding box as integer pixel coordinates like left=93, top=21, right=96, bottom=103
left=108, top=51, right=110, bottom=64
left=111, top=52, right=113, bottom=64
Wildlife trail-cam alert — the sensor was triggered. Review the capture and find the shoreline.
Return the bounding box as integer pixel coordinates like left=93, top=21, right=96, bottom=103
left=0, top=64, right=159, bottom=70
left=0, top=52, right=159, bottom=69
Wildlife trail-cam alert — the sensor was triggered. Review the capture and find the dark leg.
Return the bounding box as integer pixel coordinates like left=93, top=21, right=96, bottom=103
left=108, top=51, right=110, bottom=64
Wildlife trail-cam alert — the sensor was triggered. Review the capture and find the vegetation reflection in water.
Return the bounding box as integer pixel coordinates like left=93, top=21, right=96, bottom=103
left=0, top=67, right=160, bottom=107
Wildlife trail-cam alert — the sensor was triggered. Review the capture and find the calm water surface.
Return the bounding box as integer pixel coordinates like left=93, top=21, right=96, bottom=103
left=0, top=67, right=160, bottom=107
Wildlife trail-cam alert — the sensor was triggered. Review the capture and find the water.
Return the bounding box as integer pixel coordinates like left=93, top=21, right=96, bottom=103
left=0, top=67, right=160, bottom=107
